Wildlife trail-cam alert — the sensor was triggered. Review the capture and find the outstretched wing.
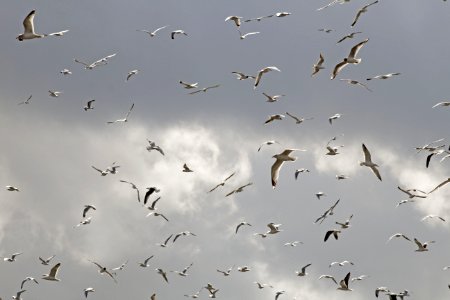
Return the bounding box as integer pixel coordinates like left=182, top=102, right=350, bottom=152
left=23, top=10, right=36, bottom=34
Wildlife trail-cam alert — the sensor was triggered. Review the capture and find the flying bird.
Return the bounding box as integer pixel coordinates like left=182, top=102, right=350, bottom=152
left=89, top=260, right=117, bottom=283
left=156, top=268, right=169, bottom=283
left=119, top=180, right=141, bottom=202
left=311, top=53, right=325, bottom=76
left=366, top=72, right=401, bottom=80
left=329, top=260, right=354, bottom=268
left=231, top=72, right=255, bottom=80
left=3, top=252, right=22, bottom=262
left=82, top=205, right=96, bottom=218
left=337, top=272, right=352, bottom=291
left=235, top=221, right=252, bottom=234
left=324, top=229, right=341, bottom=242
left=146, top=140, right=165, bottom=155
left=146, top=197, right=161, bottom=211
left=397, top=186, right=427, bottom=199
left=315, top=192, right=327, bottom=200
left=319, top=274, right=338, bottom=285
left=137, top=26, right=169, bottom=37
left=294, top=168, right=310, bottom=180
left=126, top=69, right=139, bottom=81
left=107, top=103, right=134, bottom=124
left=39, top=255, right=56, bottom=265
left=318, top=28, right=334, bottom=33
left=144, top=187, right=160, bottom=205
left=74, top=53, right=117, bottom=70
left=18, top=95, right=32, bottom=105
left=156, top=234, right=173, bottom=247
left=414, top=238, right=435, bottom=252
left=336, top=215, right=353, bottom=228
left=42, top=263, right=61, bottom=281
left=12, top=290, right=26, bottom=300
left=432, top=101, right=450, bottom=108
left=244, top=15, right=274, bottom=22
left=49, top=90, right=62, bottom=97
left=351, top=1, right=379, bottom=27
left=225, top=182, right=253, bottom=197
left=264, top=114, right=285, bottom=124
left=271, top=149, right=305, bottom=188
left=331, top=39, right=369, bottom=79
left=138, top=255, right=154, bottom=268
left=421, top=215, right=446, bottom=222
left=182, top=163, right=194, bottom=172
left=262, top=93, right=285, bottom=103
left=171, top=30, right=188, bottom=39
left=59, top=68, right=72, bottom=75
left=173, top=231, right=197, bottom=243
left=285, top=112, right=313, bottom=124
left=360, top=143, right=382, bottom=181
left=314, top=199, right=340, bottom=224
left=83, top=100, right=95, bottom=111
left=84, top=287, right=95, bottom=298
left=328, top=113, right=342, bottom=125
left=217, top=265, right=234, bottom=276
left=179, top=81, right=199, bottom=89
left=254, top=66, right=281, bottom=89
left=295, top=263, right=312, bottom=276
left=16, top=10, right=68, bottom=41
left=208, top=172, right=236, bottom=192
left=146, top=211, right=169, bottom=222
left=20, top=277, right=38, bottom=289
left=386, top=233, right=411, bottom=243
left=337, top=31, right=362, bottom=43
left=225, top=16, right=242, bottom=27
left=6, top=185, right=20, bottom=191
left=238, top=30, right=260, bottom=40
left=189, top=84, right=220, bottom=95
left=428, top=178, right=450, bottom=194
left=339, top=79, right=372, bottom=92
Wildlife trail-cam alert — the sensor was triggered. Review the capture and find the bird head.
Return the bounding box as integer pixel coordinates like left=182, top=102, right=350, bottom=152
left=16, top=35, right=24, bottom=41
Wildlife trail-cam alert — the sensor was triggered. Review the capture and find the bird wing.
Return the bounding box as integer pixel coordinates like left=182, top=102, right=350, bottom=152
left=271, top=159, right=284, bottom=188
left=205, top=84, right=220, bottom=91
left=331, top=61, right=348, bottom=80
left=91, top=166, right=103, bottom=174
left=254, top=70, right=264, bottom=88
left=370, top=166, right=382, bottom=181
left=426, top=152, right=435, bottom=168
left=324, top=230, right=334, bottom=242
left=286, top=112, right=301, bottom=122
left=351, top=9, right=364, bottom=27
left=160, top=214, right=169, bottom=222
left=189, top=89, right=203, bottom=95
left=125, top=103, right=135, bottom=119
left=164, top=234, right=173, bottom=244
left=136, top=29, right=152, bottom=34
left=349, top=39, right=369, bottom=58
left=49, top=263, right=61, bottom=277
left=153, top=25, right=168, bottom=34
left=47, top=30, right=69, bottom=36
left=428, top=178, right=450, bottom=194
left=302, top=263, right=312, bottom=272
left=23, top=10, right=36, bottom=34
left=414, top=238, right=423, bottom=248
left=362, top=144, right=372, bottom=163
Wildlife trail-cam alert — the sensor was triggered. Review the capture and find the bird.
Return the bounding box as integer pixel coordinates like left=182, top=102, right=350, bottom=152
left=337, top=272, right=352, bottom=291
left=275, top=290, right=285, bottom=300
left=314, top=199, right=340, bottom=224
left=83, top=100, right=95, bottom=111
left=244, top=15, right=274, bottom=22
left=324, top=229, right=341, bottom=242
left=415, top=138, right=445, bottom=153
left=238, top=30, right=260, bottom=40
left=171, top=263, right=193, bottom=276
left=231, top=72, right=255, bottom=80
left=414, top=238, right=435, bottom=252
left=319, top=274, right=338, bottom=285
left=42, top=262, right=61, bottom=281
left=337, top=32, right=363, bottom=43
left=138, top=255, right=154, bottom=267
left=150, top=293, right=156, bottom=300
left=111, top=260, right=129, bottom=273
left=144, top=187, right=160, bottom=205
left=225, top=16, right=242, bottom=27
left=208, top=172, right=236, bottom=192
left=146, top=211, right=169, bottom=222
left=366, top=72, right=401, bottom=80
left=171, top=30, right=188, bottom=39
left=284, top=241, right=303, bottom=247
left=12, top=290, right=26, bottom=300
left=184, top=288, right=203, bottom=298
left=137, top=26, right=169, bottom=37
left=426, top=149, right=449, bottom=168
left=20, top=277, right=38, bottom=289
left=119, top=180, right=141, bottom=202
left=208, top=289, right=219, bottom=298
left=89, top=260, right=117, bottom=283
left=386, top=233, right=411, bottom=243
left=39, top=255, right=56, bottom=265
left=351, top=1, right=379, bottom=27
left=432, top=101, right=450, bottom=108
left=397, top=186, right=427, bottom=199
left=6, top=185, right=20, bottom=191
left=84, top=287, right=95, bottom=298
left=49, top=90, right=62, bottom=97
left=82, top=205, right=96, bottom=218
left=3, top=252, right=22, bottom=262
left=18, top=95, right=32, bottom=105
left=189, top=84, right=220, bottom=95
left=254, top=66, right=281, bottom=89
left=262, top=92, right=285, bottom=103
left=275, top=12, right=291, bottom=17
left=336, top=174, right=350, bottom=180
left=126, top=69, right=139, bottom=81
left=225, top=182, right=253, bottom=197
left=179, top=81, right=199, bottom=89
left=285, top=112, right=313, bottom=124
left=258, top=141, right=280, bottom=152
left=339, top=79, right=373, bottom=91
left=317, top=0, right=344, bottom=11
left=107, top=103, right=134, bottom=124
left=396, top=199, right=415, bottom=207
left=421, top=215, right=446, bottom=222
left=182, top=163, right=194, bottom=172
left=217, top=265, right=234, bottom=276
left=156, top=234, right=173, bottom=247
left=351, top=275, right=369, bottom=282
left=173, top=231, right=197, bottom=243
left=254, top=282, right=273, bottom=289
left=428, top=178, right=450, bottom=194
left=318, top=28, right=334, bottom=33
left=329, top=260, right=354, bottom=268
left=311, top=53, right=325, bottom=76
left=146, top=140, right=165, bottom=155
left=326, top=146, right=341, bottom=155
left=375, top=287, right=390, bottom=297
left=271, top=149, right=305, bottom=188
left=16, top=10, right=68, bottom=41
left=331, top=39, right=369, bottom=79
left=315, top=192, right=327, bottom=200
left=74, top=53, right=117, bottom=70
left=360, top=144, right=382, bottom=181
left=235, top=222, right=252, bottom=234
left=336, top=215, right=353, bottom=228
left=294, top=168, right=310, bottom=180
left=146, top=197, right=161, bottom=212
left=266, top=223, right=283, bottom=234
left=60, top=68, right=72, bottom=75
left=237, top=266, right=251, bottom=272
left=156, top=268, right=169, bottom=283
left=328, top=113, right=342, bottom=125
left=264, top=114, right=285, bottom=124
left=295, top=263, right=312, bottom=276
left=91, top=166, right=109, bottom=176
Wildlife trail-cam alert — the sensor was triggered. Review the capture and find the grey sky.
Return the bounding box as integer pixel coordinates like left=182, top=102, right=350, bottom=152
left=0, top=0, right=449, bottom=299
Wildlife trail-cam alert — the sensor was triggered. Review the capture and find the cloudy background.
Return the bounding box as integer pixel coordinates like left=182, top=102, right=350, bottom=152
left=0, top=0, right=449, bottom=299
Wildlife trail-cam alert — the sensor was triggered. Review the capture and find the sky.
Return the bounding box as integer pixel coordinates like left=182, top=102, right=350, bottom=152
left=1, top=0, right=450, bottom=299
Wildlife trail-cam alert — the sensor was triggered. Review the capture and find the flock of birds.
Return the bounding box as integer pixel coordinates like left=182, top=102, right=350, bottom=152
left=3, top=1, right=450, bottom=300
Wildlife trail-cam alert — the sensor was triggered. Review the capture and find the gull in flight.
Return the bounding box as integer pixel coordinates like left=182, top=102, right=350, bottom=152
left=315, top=192, right=327, bottom=200
left=360, top=143, right=382, bottom=181
left=111, top=260, right=129, bottom=274
left=271, top=149, right=306, bottom=188
left=89, top=260, right=117, bottom=283
left=208, top=172, right=236, bottom=192
left=326, top=145, right=342, bottom=155
left=74, top=53, right=117, bottom=70
left=367, top=72, right=401, bottom=80
left=244, top=15, right=274, bottom=23
left=156, top=234, right=173, bottom=247
left=264, top=114, right=285, bottom=124
left=217, top=265, right=234, bottom=276
left=336, top=214, right=353, bottom=229
left=21, top=277, right=38, bottom=289
left=415, top=138, right=445, bottom=153
left=126, top=69, right=139, bottom=81
left=236, top=221, right=252, bottom=234
left=275, top=12, right=291, bottom=17
left=91, top=165, right=109, bottom=176
left=275, top=290, right=285, bottom=300
left=311, top=53, right=325, bottom=77
left=319, top=274, right=338, bottom=285
left=12, top=290, right=26, bottom=300
left=137, top=26, right=169, bottom=37
left=146, top=140, right=165, bottom=156
left=432, top=101, right=450, bottom=108
left=171, top=263, right=193, bottom=277
left=339, top=79, right=373, bottom=92
left=237, top=266, right=251, bottom=272
left=183, top=163, right=194, bottom=172
left=84, top=287, right=95, bottom=298
left=254, top=282, right=273, bottom=289
left=428, top=178, right=450, bottom=194
left=82, top=205, right=96, bottom=218
left=60, top=68, right=72, bottom=75
left=266, top=222, right=283, bottom=234
left=318, top=28, right=334, bottom=33
left=147, top=211, right=169, bottom=222
left=42, top=263, right=61, bottom=281
left=414, top=238, right=435, bottom=252
left=74, top=217, right=92, bottom=228
left=39, top=255, right=56, bottom=265
left=18, top=95, right=32, bottom=105
left=329, top=260, right=354, bottom=268
left=351, top=275, right=369, bottom=282
left=337, top=32, right=362, bottom=43
left=6, top=185, right=20, bottom=191
left=328, top=113, right=342, bottom=125
left=3, top=252, right=22, bottom=262
left=184, top=288, right=203, bottom=298
left=189, top=84, right=220, bottom=95
left=386, top=233, right=411, bottom=243
left=107, top=103, right=134, bottom=124
left=179, top=81, right=199, bottom=89
left=295, top=263, right=312, bottom=276
left=258, top=141, right=280, bottom=152
left=156, top=268, right=169, bottom=283
left=336, top=174, right=350, bottom=180
left=421, top=215, right=446, bottom=222
left=225, top=16, right=242, bottom=27
left=295, top=168, right=310, bottom=180
left=317, top=0, right=348, bottom=11
left=284, top=241, right=303, bottom=247
left=286, top=112, right=314, bottom=124
left=314, top=199, right=340, bottom=224
left=16, top=10, right=69, bottom=41
left=263, top=92, right=285, bottom=103
left=351, top=1, right=379, bottom=27
left=397, top=186, right=427, bottom=199
left=225, top=182, right=253, bottom=197
left=324, top=229, right=341, bottom=242
left=49, top=90, right=62, bottom=97
left=331, top=39, right=369, bottom=79
left=171, top=30, right=188, bottom=39
left=173, top=231, right=196, bottom=243
left=375, top=287, right=390, bottom=298
left=238, top=30, right=260, bottom=40
left=386, top=290, right=410, bottom=300
left=337, top=272, right=352, bottom=291
left=144, top=187, right=160, bottom=205
left=138, top=255, right=154, bottom=267
left=254, top=66, right=281, bottom=89
left=396, top=199, right=416, bottom=207
left=83, top=100, right=95, bottom=111
left=231, top=72, right=255, bottom=80
left=119, top=180, right=141, bottom=202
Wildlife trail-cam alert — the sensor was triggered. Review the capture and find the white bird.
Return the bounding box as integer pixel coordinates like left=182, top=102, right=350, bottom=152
left=138, top=255, right=154, bottom=267
left=360, top=143, right=382, bottom=181
left=3, top=252, right=22, bottom=262
left=156, top=268, right=169, bottom=283
left=421, top=215, right=446, bottom=222
left=39, top=255, right=56, bottom=265
left=295, top=263, right=311, bottom=276
left=264, top=114, right=285, bottom=124
left=414, top=238, right=435, bottom=252
left=238, top=30, right=260, bottom=40
left=237, top=266, right=251, bottom=272
left=21, top=277, right=38, bottom=289
left=284, top=241, right=303, bottom=247
left=91, top=165, right=109, bottom=176
left=351, top=275, right=369, bottom=282
left=337, top=272, right=352, bottom=291
left=337, top=32, right=363, bottom=43
left=318, top=28, right=334, bottom=33
left=84, top=287, right=95, bottom=298
left=172, top=263, right=193, bottom=277
left=16, top=10, right=68, bottom=41
left=266, top=223, right=283, bottom=234
left=74, top=217, right=92, bottom=228
left=60, top=69, right=72, bottom=75
left=82, top=205, right=96, bottom=218
left=235, top=222, right=252, bottom=234
left=6, top=185, right=20, bottom=191
left=231, top=71, right=255, bottom=80
left=137, top=26, right=169, bottom=37
left=42, top=263, right=61, bottom=281
left=351, top=1, right=379, bottom=27
left=319, top=274, right=338, bottom=285
left=339, top=79, right=373, bottom=92
left=225, top=16, right=242, bottom=27
left=111, top=260, right=129, bottom=273
left=147, top=211, right=169, bottom=222
left=83, top=100, right=95, bottom=111
left=89, top=260, right=117, bottom=283
left=275, top=12, right=291, bottom=17
left=329, top=260, right=354, bottom=268
left=271, top=149, right=305, bottom=188
left=217, top=265, right=234, bottom=276
left=311, top=53, right=325, bottom=77
left=179, top=81, right=199, bottom=89
left=49, top=90, right=62, bottom=97
left=331, top=39, right=369, bottom=79
left=263, top=93, right=285, bottom=103
left=18, top=95, right=32, bottom=105
left=254, top=282, right=273, bottom=289
left=397, top=186, right=427, bottom=199
left=386, top=233, right=411, bottom=243
left=295, top=168, right=310, bottom=180
left=254, top=66, right=281, bottom=89
left=189, top=84, right=220, bottom=95
left=285, top=112, right=313, bottom=124
left=74, top=53, right=117, bottom=70
left=396, top=199, right=415, bottom=207
left=126, top=69, right=139, bottom=81
left=107, top=103, right=134, bottom=124
left=225, top=182, right=253, bottom=197
left=328, top=113, right=342, bottom=125
left=366, top=72, right=401, bottom=80
left=375, top=287, right=390, bottom=297
left=336, top=214, right=353, bottom=228
left=244, top=15, right=274, bottom=23
left=171, top=30, right=188, bottom=39
left=208, top=172, right=236, bottom=193
left=258, top=140, right=280, bottom=152
left=146, top=140, right=165, bottom=156
left=432, top=101, right=450, bottom=108
left=314, top=199, right=340, bottom=224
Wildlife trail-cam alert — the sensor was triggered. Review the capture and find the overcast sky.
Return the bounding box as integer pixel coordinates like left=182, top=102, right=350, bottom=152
left=1, top=0, right=450, bottom=299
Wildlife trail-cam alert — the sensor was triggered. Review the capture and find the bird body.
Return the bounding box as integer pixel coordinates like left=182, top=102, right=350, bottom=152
left=331, top=39, right=369, bottom=79
left=272, top=149, right=305, bottom=188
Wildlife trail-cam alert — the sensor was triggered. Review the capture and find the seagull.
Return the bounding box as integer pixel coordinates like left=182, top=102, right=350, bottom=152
left=366, top=72, right=401, bottom=80
left=171, top=30, right=188, bottom=39
left=12, top=290, right=26, bottom=300
left=396, top=199, right=415, bottom=207
left=237, top=266, right=251, bottom=272
left=107, top=103, right=134, bottom=124
left=414, top=238, right=435, bottom=252
left=225, top=16, right=242, bottom=27
left=126, top=69, right=139, bottom=81
left=324, top=229, right=341, bottom=242
left=328, top=113, right=342, bottom=125
left=426, top=148, right=449, bottom=168
left=21, top=277, right=38, bottom=289
left=337, top=272, right=352, bottom=291
left=284, top=241, right=303, bottom=247
left=156, top=268, right=169, bottom=283
left=295, top=168, right=310, bottom=180
left=317, top=0, right=342, bottom=11
left=208, top=172, right=236, bottom=192
left=84, top=287, right=95, bottom=298
left=16, top=10, right=68, bottom=41
left=111, top=260, right=129, bottom=273
left=428, top=178, right=450, bottom=194
left=285, top=112, right=313, bottom=124
left=184, top=288, right=203, bottom=298
left=316, top=199, right=340, bottom=225
left=254, top=66, right=281, bottom=89
left=171, top=263, right=193, bottom=277
left=295, top=263, right=312, bottom=276
left=120, top=180, right=141, bottom=202
left=83, top=100, right=95, bottom=111
left=432, top=101, right=450, bottom=108
left=3, top=252, right=22, bottom=262
left=208, top=289, right=220, bottom=298
left=336, top=215, right=353, bottom=228
left=351, top=275, right=369, bottom=282
left=238, top=30, right=260, bottom=40
left=339, top=79, right=373, bottom=92
left=137, top=26, right=169, bottom=37
left=18, top=95, right=32, bottom=105
left=244, top=15, right=274, bottom=22
left=179, top=81, right=199, bottom=89
left=156, top=234, right=173, bottom=247
left=42, top=263, right=61, bottom=281
left=146, top=140, right=165, bottom=156
left=89, top=260, right=117, bottom=283
left=254, top=282, right=273, bottom=289
left=217, top=265, right=234, bottom=276
left=360, top=144, right=382, bottom=181
left=275, top=290, right=285, bottom=300
left=319, top=274, right=338, bottom=285
left=6, top=185, right=20, bottom=191
left=415, top=138, right=445, bottom=153
left=326, top=146, right=341, bottom=155
left=386, top=233, right=411, bottom=243
left=147, top=211, right=169, bottom=222
left=182, top=163, right=194, bottom=172
left=331, top=39, right=369, bottom=79
left=351, top=1, right=379, bottom=27
left=421, top=215, right=446, bottom=222
left=144, top=187, right=160, bottom=205
left=74, top=53, right=117, bottom=70
left=375, top=287, right=390, bottom=297
left=258, top=141, right=280, bottom=152
left=231, top=72, right=255, bottom=80
left=235, top=222, right=252, bottom=234
left=225, top=182, right=253, bottom=197
left=91, top=166, right=109, bottom=176
left=311, top=53, right=325, bottom=77
left=82, top=205, right=96, bottom=218
left=39, top=255, right=56, bottom=265
left=315, top=192, right=327, bottom=200
left=138, top=255, right=154, bottom=267
left=146, top=197, right=161, bottom=213
left=189, top=84, right=220, bottom=95
left=337, top=32, right=363, bottom=43
left=397, top=186, right=427, bottom=199
left=329, top=260, right=354, bottom=268
left=49, top=90, right=62, bottom=97
left=266, top=223, right=283, bottom=234
left=275, top=12, right=291, bottom=17
left=336, top=174, right=350, bottom=180
left=262, top=93, right=285, bottom=103
left=318, top=28, right=334, bottom=33
left=264, top=114, right=285, bottom=124
left=271, top=149, right=305, bottom=188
